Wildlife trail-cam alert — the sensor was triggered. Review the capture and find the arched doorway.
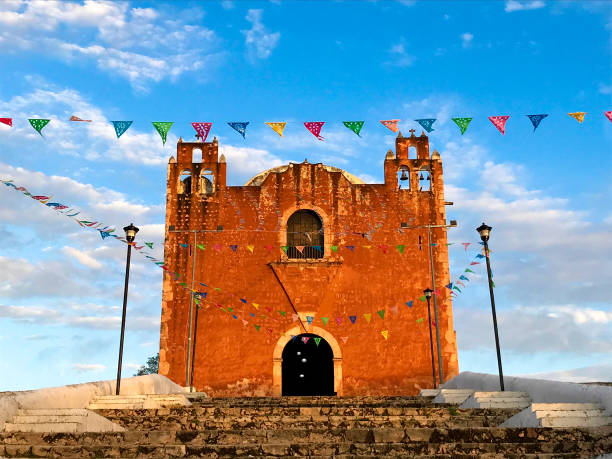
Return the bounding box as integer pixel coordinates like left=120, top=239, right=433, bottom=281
left=281, top=333, right=334, bottom=396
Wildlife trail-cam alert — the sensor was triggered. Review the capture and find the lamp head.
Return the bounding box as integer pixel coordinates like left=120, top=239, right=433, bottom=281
left=424, top=288, right=433, bottom=299
left=476, top=222, right=492, bottom=242
left=123, top=223, right=139, bottom=243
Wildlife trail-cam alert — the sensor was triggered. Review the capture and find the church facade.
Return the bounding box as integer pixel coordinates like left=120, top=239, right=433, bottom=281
left=159, top=131, right=459, bottom=396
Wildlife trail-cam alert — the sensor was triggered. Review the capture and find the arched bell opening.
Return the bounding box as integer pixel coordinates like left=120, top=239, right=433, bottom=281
left=281, top=333, right=334, bottom=396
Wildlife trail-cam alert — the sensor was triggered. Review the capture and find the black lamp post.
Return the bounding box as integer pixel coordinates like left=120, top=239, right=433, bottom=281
left=424, top=288, right=437, bottom=389
left=116, top=223, right=139, bottom=396
left=476, top=222, right=504, bottom=391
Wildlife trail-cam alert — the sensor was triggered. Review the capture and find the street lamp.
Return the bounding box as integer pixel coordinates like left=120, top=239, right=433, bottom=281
left=423, top=288, right=437, bottom=389
left=476, top=222, right=504, bottom=391
left=116, top=223, right=139, bottom=395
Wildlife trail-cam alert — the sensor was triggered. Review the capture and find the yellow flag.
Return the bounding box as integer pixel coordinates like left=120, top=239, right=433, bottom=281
left=364, top=313, right=372, bottom=323
left=246, top=245, right=254, bottom=253
left=381, top=330, right=388, bottom=340
left=363, top=245, right=372, bottom=249
left=568, top=112, right=586, bottom=123
left=252, top=303, right=259, bottom=310
left=265, top=122, right=287, bottom=137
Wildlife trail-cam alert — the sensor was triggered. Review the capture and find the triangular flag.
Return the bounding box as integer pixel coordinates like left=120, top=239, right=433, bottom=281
left=0, top=118, right=12, bottom=127
left=280, top=246, right=289, bottom=254
left=197, top=244, right=205, bottom=250
left=250, top=313, right=255, bottom=317
left=292, top=313, right=299, bottom=322
left=152, top=121, right=173, bottom=145
left=335, top=316, right=342, bottom=325
left=363, top=245, right=371, bottom=249
left=99, top=231, right=111, bottom=240
left=568, top=112, right=586, bottom=123
left=295, top=245, right=305, bottom=253
left=252, top=303, right=259, bottom=310
left=192, top=122, right=212, bottom=142
left=111, top=121, right=132, bottom=138
left=279, top=310, right=286, bottom=316
left=418, top=295, right=427, bottom=301
left=242, top=319, right=248, bottom=326
left=446, top=283, right=453, bottom=290
left=229, top=244, right=238, bottom=252
left=414, top=118, right=436, bottom=133
left=396, top=244, right=405, bottom=254
left=380, top=119, right=400, bottom=132
left=343, top=121, right=364, bottom=137
left=246, top=244, right=254, bottom=253
left=330, top=245, right=338, bottom=252
left=459, top=275, right=470, bottom=281
left=464, top=268, right=474, bottom=273
left=301, top=336, right=310, bottom=344
left=228, top=122, right=249, bottom=139
left=144, top=242, right=153, bottom=249
left=488, top=115, right=510, bottom=135
left=69, top=115, right=91, bottom=122
left=452, top=117, right=472, bottom=135
left=526, top=114, right=548, bottom=131
left=416, top=318, right=424, bottom=324
left=232, top=315, right=237, bottom=319
left=605, top=111, right=612, bottom=123
left=341, top=336, right=348, bottom=344
left=321, top=317, right=329, bottom=326
left=28, top=119, right=50, bottom=136
left=346, top=245, right=355, bottom=251
left=240, top=298, right=247, bottom=303
left=406, top=301, right=413, bottom=308
left=213, top=244, right=222, bottom=251
left=314, top=337, right=322, bottom=346
left=265, top=122, right=286, bottom=137
left=304, top=121, right=325, bottom=140
left=377, top=310, right=385, bottom=319
left=453, top=286, right=461, bottom=292
left=389, top=305, right=398, bottom=315
left=291, top=335, right=297, bottom=341
left=378, top=244, right=388, bottom=254
left=456, top=281, right=465, bottom=287
left=492, top=280, right=496, bottom=288
left=462, top=242, right=470, bottom=251
left=470, top=261, right=480, bottom=265
left=476, top=254, right=485, bottom=259
left=363, top=313, right=372, bottom=323
left=254, top=325, right=260, bottom=331
left=349, top=315, right=357, bottom=324
left=179, top=243, right=188, bottom=248
left=381, top=330, right=388, bottom=340
left=264, top=245, right=273, bottom=251
left=306, top=315, right=314, bottom=325
left=313, top=245, right=322, bottom=252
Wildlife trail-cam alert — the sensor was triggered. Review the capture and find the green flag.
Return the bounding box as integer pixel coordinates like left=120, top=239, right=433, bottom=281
left=418, top=295, right=426, bottom=301
left=314, top=337, right=322, bottom=346
left=197, top=244, right=205, bottom=250
left=343, top=121, right=364, bottom=137
left=321, top=317, right=329, bottom=326
left=330, top=245, right=338, bottom=252
left=279, top=310, right=286, bottom=316
left=144, top=242, right=153, bottom=249
left=464, top=268, right=474, bottom=273
left=280, top=246, right=289, bottom=254
left=416, top=318, right=424, bottom=324
left=396, top=244, right=405, bottom=254
left=29, top=119, right=50, bottom=136
left=377, top=309, right=385, bottom=319
left=452, top=117, right=472, bottom=135
left=254, top=324, right=260, bottom=331
left=152, top=121, right=173, bottom=145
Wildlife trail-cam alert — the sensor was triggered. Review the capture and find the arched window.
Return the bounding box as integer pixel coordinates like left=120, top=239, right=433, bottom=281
left=287, top=210, right=324, bottom=259
left=200, top=169, right=214, bottom=194
left=192, top=148, right=203, bottom=163
left=179, top=170, right=191, bottom=194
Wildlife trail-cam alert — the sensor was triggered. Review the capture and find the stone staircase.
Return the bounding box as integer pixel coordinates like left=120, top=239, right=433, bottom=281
left=0, top=395, right=610, bottom=457
left=3, top=409, right=124, bottom=433
left=87, top=394, right=191, bottom=410
left=460, top=391, right=532, bottom=409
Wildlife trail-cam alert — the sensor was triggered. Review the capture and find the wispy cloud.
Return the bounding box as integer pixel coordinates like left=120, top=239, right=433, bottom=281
left=72, top=363, right=106, bottom=372
left=504, top=1, right=545, bottom=13
left=242, top=9, right=281, bottom=61
left=386, top=41, right=414, bottom=67
left=461, top=32, right=474, bottom=48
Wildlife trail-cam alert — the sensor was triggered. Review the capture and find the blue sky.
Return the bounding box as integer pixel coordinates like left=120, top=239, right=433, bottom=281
left=0, top=0, right=610, bottom=391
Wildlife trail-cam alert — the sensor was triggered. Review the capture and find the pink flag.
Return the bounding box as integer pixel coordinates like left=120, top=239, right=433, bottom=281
left=264, top=245, right=273, bottom=251
left=335, top=316, right=343, bottom=325
left=192, top=122, right=212, bottom=142
left=389, top=305, right=398, bottom=315
left=0, top=118, right=13, bottom=127
left=301, top=337, right=310, bottom=344
left=470, top=261, right=480, bottom=265
left=69, top=115, right=91, bottom=122
left=341, top=336, right=349, bottom=344
left=213, top=244, right=222, bottom=251
left=292, top=314, right=299, bottom=322
left=378, top=244, right=388, bottom=254
left=488, top=116, right=510, bottom=135
left=462, top=242, right=471, bottom=251
left=380, top=119, right=400, bottom=132
left=605, top=111, right=612, bottom=123
left=304, top=122, right=324, bottom=140
left=295, top=245, right=305, bottom=253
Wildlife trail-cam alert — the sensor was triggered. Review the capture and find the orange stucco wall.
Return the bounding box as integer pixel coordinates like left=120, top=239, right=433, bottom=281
left=159, top=132, right=459, bottom=396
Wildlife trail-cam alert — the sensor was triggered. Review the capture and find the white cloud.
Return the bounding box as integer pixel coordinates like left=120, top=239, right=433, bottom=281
left=242, top=9, right=280, bottom=61
left=72, top=363, right=106, bottom=372
left=387, top=41, right=414, bottom=67
left=517, top=362, right=612, bottom=383
left=62, top=246, right=103, bottom=269
left=461, top=32, right=474, bottom=48
left=0, top=0, right=222, bottom=89
left=505, top=1, right=545, bottom=13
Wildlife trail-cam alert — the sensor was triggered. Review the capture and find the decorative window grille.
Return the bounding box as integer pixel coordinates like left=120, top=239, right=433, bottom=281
left=287, top=210, right=324, bottom=259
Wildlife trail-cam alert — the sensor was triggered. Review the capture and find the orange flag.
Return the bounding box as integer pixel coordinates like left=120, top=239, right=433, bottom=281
left=380, top=119, right=400, bottom=132
left=265, top=122, right=286, bottom=137
left=568, top=112, right=586, bottom=123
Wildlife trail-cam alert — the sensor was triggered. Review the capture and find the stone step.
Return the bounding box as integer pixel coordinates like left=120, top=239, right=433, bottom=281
left=502, top=403, right=612, bottom=428
left=0, top=440, right=609, bottom=458
left=88, top=394, right=190, bottom=410
left=432, top=389, right=476, bottom=405
left=3, top=409, right=124, bottom=433
left=417, top=389, right=440, bottom=397
left=459, top=391, right=532, bottom=409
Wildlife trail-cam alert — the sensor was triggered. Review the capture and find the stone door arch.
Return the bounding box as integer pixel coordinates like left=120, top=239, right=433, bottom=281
left=273, top=326, right=342, bottom=396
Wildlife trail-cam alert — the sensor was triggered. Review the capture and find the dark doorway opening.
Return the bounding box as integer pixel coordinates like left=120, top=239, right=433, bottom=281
left=282, top=333, right=335, bottom=396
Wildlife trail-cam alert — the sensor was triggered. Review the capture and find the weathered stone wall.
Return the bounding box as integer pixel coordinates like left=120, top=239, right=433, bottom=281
left=159, top=132, right=459, bottom=396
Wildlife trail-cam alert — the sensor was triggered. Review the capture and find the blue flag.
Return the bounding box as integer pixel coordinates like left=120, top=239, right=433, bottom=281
left=445, top=283, right=453, bottom=290
left=526, top=114, right=548, bottom=132
left=414, top=118, right=436, bottom=133
left=228, top=122, right=249, bottom=138
left=459, top=275, right=470, bottom=281
left=405, top=301, right=413, bottom=308
left=349, top=315, right=357, bottom=324
left=306, top=315, right=314, bottom=325
left=111, top=121, right=133, bottom=138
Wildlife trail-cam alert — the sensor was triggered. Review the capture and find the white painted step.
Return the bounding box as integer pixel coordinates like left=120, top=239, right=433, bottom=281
left=432, top=389, right=475, bottom=405
left=459, top=391, right=531, bottom=409
left=88, top=393, right=191, bottom=410
left=501, top=403, right=612, bottom=428
left=3, top=408, right=124, bottom=433
left=418, top=389, right=441, bottom=397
